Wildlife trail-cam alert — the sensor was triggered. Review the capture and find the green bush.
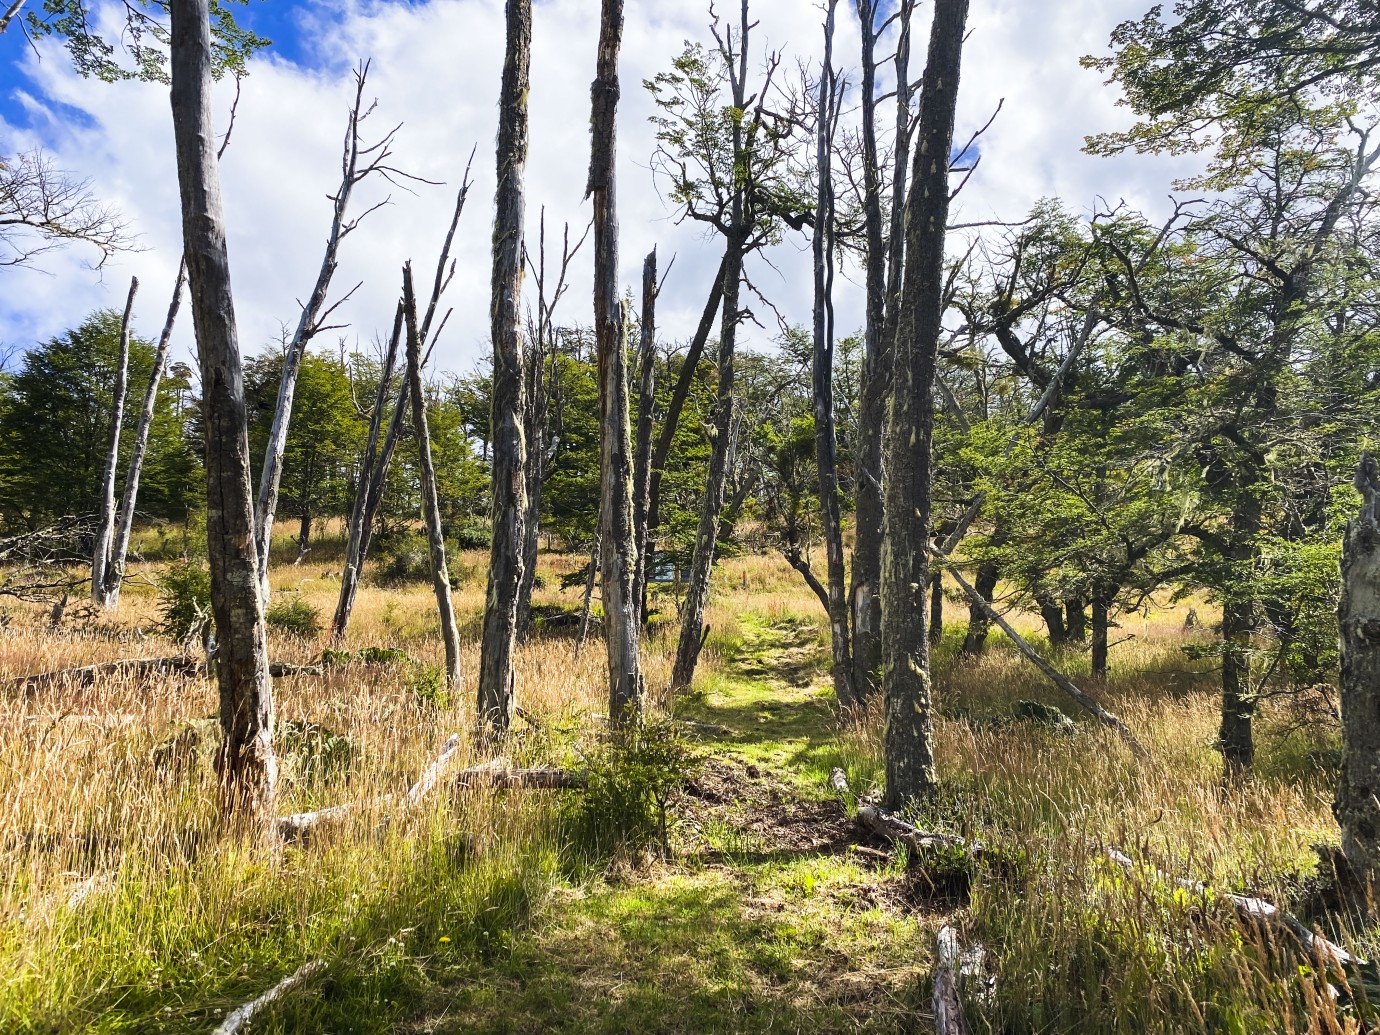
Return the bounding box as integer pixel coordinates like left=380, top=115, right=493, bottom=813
left=407, top=663, right=449, bottom=709
left=266, top=597, right=321, bottom=637
left=563, top=720, right=698, bottom=864
left=446, top=519, right=492, bottom=551
left=155, top=561, right=211, bottom=645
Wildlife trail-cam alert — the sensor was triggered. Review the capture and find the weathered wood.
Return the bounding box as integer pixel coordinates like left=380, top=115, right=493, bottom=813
left=574, top=532, right=601, bottom=659
left=455, top=765, right=589, bottom=790
left=856, top=805, right=970, bottom=854
left=880, top=0, right=969, bottom=810
left=932, top=925, right=972, bottom=1035
left=588, top=0, right=644, bottom=725
left=90, top=276, right=138, bottom=605
left=102, top=261, right=186, bottom=608
left=403, top=264, right=462, bottom=688
left=1337, top=453, right=1380, bottom=876
left=631, top=248, right=658, bottom=625
left=170, top=0, right=277, bottom=825
left=477, top=0, right=532, bottom=738
left=13, top=656, right=319, bottom=692
left=214, top=960, right=323, bottom=1035
left=0, top=1, right=27, bottom=35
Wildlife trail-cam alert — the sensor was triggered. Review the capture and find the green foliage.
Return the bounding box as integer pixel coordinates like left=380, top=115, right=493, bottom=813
left=322, top=645, right=412, bottom=668
left=265, top=597, right=321, bottom=638
left=154, top=560, right=210, bottom=645
left=406, top=663, right=449, bottom=710
left=563, top=721, right=699, bottom=864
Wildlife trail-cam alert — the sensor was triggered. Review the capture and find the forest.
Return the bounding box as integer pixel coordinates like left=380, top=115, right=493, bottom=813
left=1, top=0, right=1379, bottom=1031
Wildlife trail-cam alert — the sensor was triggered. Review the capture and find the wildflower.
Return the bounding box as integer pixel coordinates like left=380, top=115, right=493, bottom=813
left=439, top=935, right=451, bottom=944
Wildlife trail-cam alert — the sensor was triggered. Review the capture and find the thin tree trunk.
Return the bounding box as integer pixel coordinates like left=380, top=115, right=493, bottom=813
left=632, top=248, right=658, bottom=626
left=1219, top=598, right=1255, bottom=775
left=811, top=0, right=856, bottom=712
left=170, top=0, right=277, bottom=825
left=880, top=0, right=969, bottom=811
left=102, top=262, right=185, bottom=608
left=1090, top=590, right=1111, bottom=681
left=575, top=533, right=600, bottom=658
left=850, top=0, right=913, bottom=702
left=960, top=559, right=998, bottom=657
left=293, top=512, right=311, bottom=565
left=1336, top=453, right=1380, bottom=876
left=589, top=0, right=644, bottom=725
left=91, top=277, right=138, bottom=604
left=478, top=0, right=531, bottom=738
left=1036, top=595, right=1067, bottom=647
left=517, top=318, right=546, bottom=642
left=0, top=1, right=27, bottom=35
left=929, top=572, right=944, bottom=646
left=403, top=263, right=461, bottom=688
left=1066, top=598, right=1087, bottom=643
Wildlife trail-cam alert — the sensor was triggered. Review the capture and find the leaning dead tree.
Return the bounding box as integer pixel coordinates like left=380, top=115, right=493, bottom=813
left=1337, top=453, right=1380, bottom=877
left=477, top=0, right=532, bottom=738
left=631, top=247, right=659, bottom=624
left=880, top=0, right=969, bottom=809
left=89, top=276, right=138, bottom=605
left=403, top=263, right=462, bottom=688
left=170, top=0, right=277, bottom=824
left=331, top=161, right=473, bottom=641
left=254, top=61, right=420, bottom=601
left=589, top=0, right=644, bottom=724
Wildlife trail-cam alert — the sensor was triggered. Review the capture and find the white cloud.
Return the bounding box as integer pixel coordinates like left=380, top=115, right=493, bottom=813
left=0, top=0, right=1203, bottom=374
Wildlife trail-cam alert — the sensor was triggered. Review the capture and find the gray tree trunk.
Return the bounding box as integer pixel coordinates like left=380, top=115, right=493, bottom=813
left=589, top=0, right=644, bottom=725
left=101, top=262, right=185, bottom=608
left=811, top=1, right=857, bottom=713
left=477, top=0, right=531, bottom=738
left=880, top=0, right=968, bottom=811
left=91, top=276, right=138, bottom=604
left=1337, top=454, right=1380, bottom=876
left=403, top=263, right=461, bottom=687
left=170, top=0, right=277, bottom=824
left=632, top=248, right=658, bottom=625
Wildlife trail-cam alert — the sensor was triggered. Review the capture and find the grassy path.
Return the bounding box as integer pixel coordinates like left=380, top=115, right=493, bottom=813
left=400, top=615, right=945, bottom=1034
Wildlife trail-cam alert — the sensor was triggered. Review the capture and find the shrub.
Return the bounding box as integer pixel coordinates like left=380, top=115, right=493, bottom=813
left=407, top=662, right=449, bottom=709
left=446, top=519, right=492, bottom=551
left=155, top=561, right=211, bottom=645
left=266, top=597, right=322, bottom=637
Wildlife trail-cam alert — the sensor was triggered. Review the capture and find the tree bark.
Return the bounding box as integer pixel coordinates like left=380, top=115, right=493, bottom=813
left=102, top=262, right=185, bottom=608
left=293, top=511, right=311, bottom=565
left=170, top=0, right=277, bottom=825
left=91, top=276, right=138, bottom=605
left=1065, top=597, right=1087, bottom=643
left=403, top=263, right=462, bottom=688
left=478, top=0, right=531, bottom=737
left=1336, top=454, right=1380, bottom=877
left=880, top=0, right=969, bottom=810
left=960, top=558, right=998, bottom=657
left=1090, top=589, right=1111, bottom=681
left=632, top=248, right=658, bottom=625
left=1036, top=595, right=1066, bottom=647
left=929, top=572, right=944, bottom=646
left=811, top=1, right=856, bottom=713
left=588, top=0, right=644, bottom=725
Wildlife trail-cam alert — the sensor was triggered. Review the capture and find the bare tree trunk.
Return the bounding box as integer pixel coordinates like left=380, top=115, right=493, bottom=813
left=1337, top=454, right=1380, bottom=876
left=0, top=1, right=27, bottom=35
left=255, top=67, right=392, bottom=600
left=292, top=512, right=311, bottom=565
left=632, top=248, right=658, bottom=625
left=91, top=276, right=138, bottom=604
left=811, top=1, right=856, bottom=713
left=170, top=0, right=277, bottom=825
left=333, top=304, right=402, bottom=640
left=1090, top=588, right=1111, bottom=681
left=1065, top=598, right=1087, bottom=643
left=851, top=0, right=914, bottom=703
left=575, top=533, right=600, bottom=658
left=102, top=262, right=186, bottom=608
left=929, top=572, right=944, bottom=646
left=1036, top=595, right=1067, bottom=647
left=960, top=559, right=998, bottom=657
left=589, top=0, right=644, bottom=725
left=880, top=0, right=968, bottom=811
left=403, top=263, right=461, bottom=688
left=478, top=0, right=531, bottom=738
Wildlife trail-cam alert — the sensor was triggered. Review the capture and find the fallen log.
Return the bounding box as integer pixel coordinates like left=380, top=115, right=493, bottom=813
left=856, top=805, right=971, bottom=854
left=933, top=925, right=971, bottom=1035
left=15, top=656, right=322, bottom=691
left=1106, top=847, right=1364, bottom=970
left=455, top=766, right=589, bottom=790
left=215, top=959, right=323, bottom=1035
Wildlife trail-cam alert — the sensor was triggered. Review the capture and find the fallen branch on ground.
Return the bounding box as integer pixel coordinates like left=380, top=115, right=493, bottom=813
left=214, top=959, right=323, bottom=1035
left=14, top=656, right=322, bottom=691
left=933, top=925, right=971, bottom=1035
left=829, top=768, right=972, bottom=854
left=454, top=765, right=589, bottom=790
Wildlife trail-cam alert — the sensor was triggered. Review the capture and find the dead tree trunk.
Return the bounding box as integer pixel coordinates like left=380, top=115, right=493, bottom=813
left=588, top=0, right=644, bottom=724
left=170, top=0, right=277, bottom=825
left=403, top=263, right=462, bottom=688
left=810, top=1, right=857, bottom=713
left=851, top=0, right=914, bottom=703
left=254, top=65, right=402, bottom=600
left=960, top=559, right=998, bottom=657
left=880, top=0, right=969, bottom=811
left=632, top=248, right=658, bottom=625
left=1337, top=454, right=1380, bottom=875
left=91, top=277, right=138, bottom=604
left=101, top=262, right=185, bottom=608
left=478, top=0, right=532, bottom=738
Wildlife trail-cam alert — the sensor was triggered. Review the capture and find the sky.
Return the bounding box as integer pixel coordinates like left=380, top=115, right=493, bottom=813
left=0, top=0, right=1203, bottom=378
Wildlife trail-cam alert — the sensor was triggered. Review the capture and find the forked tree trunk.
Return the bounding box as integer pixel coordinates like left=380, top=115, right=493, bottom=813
left=588, top=0, right=644, bottom=725
left=91, top=276, right=138, bottom=604
left=102, top=262, right=185, bottom=608
left=478, top=0, right=532, bottom=737
left=632, top=248, right=658, bottom=625
left=880, top=0, right=968, bottom=811
left=1336, top=454, right=1380, bottom=876
left=403, top=263, right=462, bottom=687
left=170, top=0, right=277, bottom=825
left=811, top=0, right=857, bottom=713
left=851, top=0, right=914, bottom=702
